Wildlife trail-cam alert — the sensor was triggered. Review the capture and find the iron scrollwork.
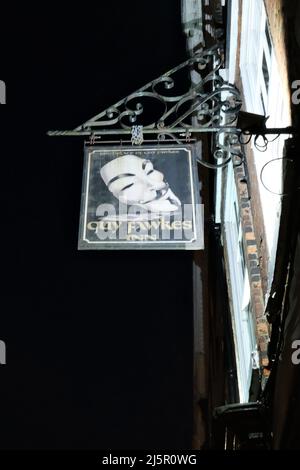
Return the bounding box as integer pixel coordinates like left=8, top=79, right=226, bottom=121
left=73, top=43, right=241, bottom=134
left=48, top=43, right=245, bottom=170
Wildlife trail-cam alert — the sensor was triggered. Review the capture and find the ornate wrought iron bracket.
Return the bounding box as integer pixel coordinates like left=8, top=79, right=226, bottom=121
left=48, top=44, right=241, bottom=133
left=48, top=43, right=246, bottom=169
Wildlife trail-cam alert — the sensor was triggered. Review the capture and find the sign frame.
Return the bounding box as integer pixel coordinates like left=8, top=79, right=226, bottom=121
left=78, top=144, right=204, bottom=250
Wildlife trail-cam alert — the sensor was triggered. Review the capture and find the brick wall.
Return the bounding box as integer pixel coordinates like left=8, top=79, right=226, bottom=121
left=225, top=0, right=272, bottom=369
left=234, top=164, right=270, bottom=368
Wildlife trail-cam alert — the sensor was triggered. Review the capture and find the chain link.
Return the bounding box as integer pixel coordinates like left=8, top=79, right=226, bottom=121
left=131, top=125, right=144, bottom=145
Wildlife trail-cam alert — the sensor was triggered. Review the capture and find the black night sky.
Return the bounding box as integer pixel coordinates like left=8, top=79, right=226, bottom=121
left=0, top=2, right=194, bottom=449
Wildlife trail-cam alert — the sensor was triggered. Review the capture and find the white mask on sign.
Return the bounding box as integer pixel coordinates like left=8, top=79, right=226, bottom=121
left=100, top=155, right=181, bottom=213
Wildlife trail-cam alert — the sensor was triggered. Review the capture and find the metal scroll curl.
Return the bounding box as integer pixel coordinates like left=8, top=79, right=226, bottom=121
left=196, top=128, right=244, bottom=170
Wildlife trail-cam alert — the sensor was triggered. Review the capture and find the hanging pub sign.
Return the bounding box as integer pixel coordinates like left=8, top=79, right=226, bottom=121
left=78, top=145, right=204, bottom=250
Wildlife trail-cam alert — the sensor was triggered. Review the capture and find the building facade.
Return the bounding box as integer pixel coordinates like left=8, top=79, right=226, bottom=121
left=215, top=0, right=291, bottom=401
left=182, top=0, right=292, bottom=433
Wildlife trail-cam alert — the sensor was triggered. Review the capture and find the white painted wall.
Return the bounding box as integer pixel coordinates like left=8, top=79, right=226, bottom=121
left=223, top=162, right=256, bottom=402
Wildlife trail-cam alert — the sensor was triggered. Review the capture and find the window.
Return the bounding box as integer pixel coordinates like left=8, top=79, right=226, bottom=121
left=260, top=91, right=266, bottom=115
left=234, top=201, right=240, bottom=231
left=240, top=1, right=272, bottom=115
left=239, top=239, right=246, bottom=275
left=265, top=22, right=272, bottom=55
left=262, top=52, right=270, bottom=93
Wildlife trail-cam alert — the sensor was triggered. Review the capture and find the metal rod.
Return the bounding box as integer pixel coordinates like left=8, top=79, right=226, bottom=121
left=84, top=138, right=197, bottom=145
left=245, top=127, right=295, bottom=135
left=47, top=126, right=241, bottom=137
